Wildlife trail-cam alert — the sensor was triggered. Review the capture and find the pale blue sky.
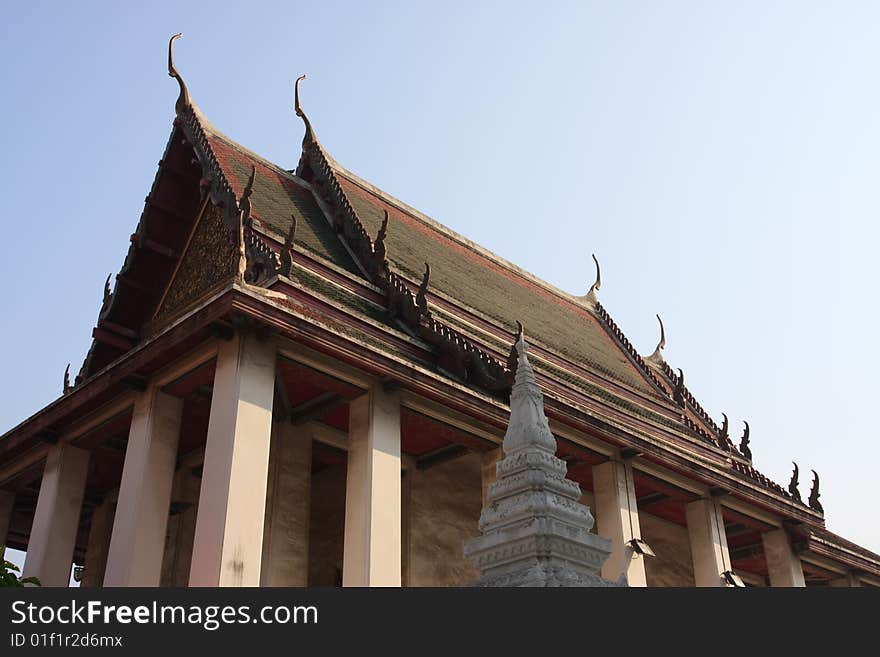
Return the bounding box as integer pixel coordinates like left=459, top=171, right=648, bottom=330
left=1, top=1, right=877, bottom=559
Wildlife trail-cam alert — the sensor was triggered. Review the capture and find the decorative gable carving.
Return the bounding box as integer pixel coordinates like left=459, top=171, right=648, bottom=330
left=153, top=203, right=238, bottom=326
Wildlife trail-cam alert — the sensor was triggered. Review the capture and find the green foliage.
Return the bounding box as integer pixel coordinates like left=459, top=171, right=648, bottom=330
left=1, top=549, right=40, bottom=587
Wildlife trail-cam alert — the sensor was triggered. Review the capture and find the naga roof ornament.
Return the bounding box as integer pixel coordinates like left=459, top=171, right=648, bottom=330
left=646, top=314, right=666, bottom=367
left=673, top=368, right=686, bottom=408
left=294, top=75, right=318, bottom=149
left=102, top=274, right=112, bottom=309
left=788, top=462, right=802, bottom=502
left=583, top=253, right=601, bottom=305
left=236, top=165, right=257, bottom=281
left=739, top=421, right=752, bottom=461
left=279, top=214, right=297, bottom=278
left=63, top=364, right=71, bottom=395
left=167, top=33, right=192, bottom=115
left=809, top=470, right=823, bottom=513
left=240, top=164, right=256, bottom=222
left=373, top=211, right=389, bottom=265
left=416, top=262, right=431, bottom=316
left=714, top=412, right=734, bottom=452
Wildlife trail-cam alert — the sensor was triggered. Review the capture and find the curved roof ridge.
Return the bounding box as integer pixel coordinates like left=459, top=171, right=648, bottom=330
left=198, top=118, right=311, bottom=192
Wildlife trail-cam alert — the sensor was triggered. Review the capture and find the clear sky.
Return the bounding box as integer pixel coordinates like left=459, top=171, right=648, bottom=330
left=1, top=1, right=878, bottom=559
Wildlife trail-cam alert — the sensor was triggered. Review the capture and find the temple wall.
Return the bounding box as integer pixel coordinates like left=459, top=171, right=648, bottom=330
left=640, top=512, right=695, bottom=587
left=308, top=463, right=346, bottom=586
left=261, top=428, right=311, bottom=586
left=408, top=451, right=482, bottom=587
left=81, top=492, right=117, bottom=587
left=160, top=466, right=201, bottom=586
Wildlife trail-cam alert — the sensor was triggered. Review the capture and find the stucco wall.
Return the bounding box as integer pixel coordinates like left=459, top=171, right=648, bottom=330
left=407, top=451, right=482, bottom=586
left=308, top=463, right=346, bottom=586
left=82, top=492, right=116, bottom=587
left=160, top=467, right=200, bottom=587
left=640, top=512, right=695, bottom=587
left=261, top=428, right=311, bottom=586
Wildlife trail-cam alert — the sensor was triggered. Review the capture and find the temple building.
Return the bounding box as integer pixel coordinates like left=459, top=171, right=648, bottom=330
left=1, top=35, right=877, bottom=588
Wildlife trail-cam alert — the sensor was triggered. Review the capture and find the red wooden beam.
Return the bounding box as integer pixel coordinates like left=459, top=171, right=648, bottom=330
left=91, top=327, right=134, bottom=351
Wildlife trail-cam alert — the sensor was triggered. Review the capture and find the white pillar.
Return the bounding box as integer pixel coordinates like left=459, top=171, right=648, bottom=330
left=189, top=334, right=276, bottom=586
left=260, top=422, right=312, bottom=586
left=104, top=389, right=183, bottom=586
left=23, top=443, right=90, bottom=586
left=343, top=384, right=401, bottom=586
left=592, top=459, right=648, bottom=586
left=686, top=497, right=733, bottom=587
left=0, top=490, right=14, bottom=559
left=762, top=528, right=805, bottom=587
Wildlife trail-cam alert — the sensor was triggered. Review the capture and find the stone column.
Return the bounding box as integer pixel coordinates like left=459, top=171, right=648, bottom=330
left=189, top=334, right=276, bottom=587
left=761, top=528, right=805, bottom=587
left=481, top=447, right=502, bottom=506
left=686, top=497, right=733, bottom=587
left=104, top=389, right=183, bottom=586
left=592, top=459, right=647, bottom=586
left=23, top=443, right=90, bottom=586
left=260, top=422, right=312, bottom=586
left=0, top=490, right=14, bottom=559
left=343, top=384, right=401, bottom=587
left=81, top=494, right=116, bottom=587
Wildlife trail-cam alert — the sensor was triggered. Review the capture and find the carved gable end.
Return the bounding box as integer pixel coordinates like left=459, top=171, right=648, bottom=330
left=152, top=201, right=238, bottom=329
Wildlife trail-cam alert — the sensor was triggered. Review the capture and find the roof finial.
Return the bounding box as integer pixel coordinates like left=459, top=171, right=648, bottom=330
left=294, top=75, right=317, bottom=148
left=168, top=33, right=192, bottom=114
left=585, top=254, right=601, bottom=304
left=647, top=314, right=666, bottom=365
left=720, top=413, right=729, bottom=440
left=63, top=364, right=71, bottom=394
left=809, top=470, right=823, bottom=513
left=739, top=421, right=752, bottom=461
left=788, top=462, right=801, bottom=502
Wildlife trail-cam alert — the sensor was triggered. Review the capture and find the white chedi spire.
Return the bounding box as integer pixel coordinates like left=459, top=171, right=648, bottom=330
left=502, top=327, right=558, bottom=455
left=463, top=325, right=622, bottom=587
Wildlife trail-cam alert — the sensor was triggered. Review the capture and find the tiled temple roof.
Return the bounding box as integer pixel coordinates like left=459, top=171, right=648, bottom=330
left=71, top=69, right=816, bottom=516
left=195, top=115, right=815, bottom=500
